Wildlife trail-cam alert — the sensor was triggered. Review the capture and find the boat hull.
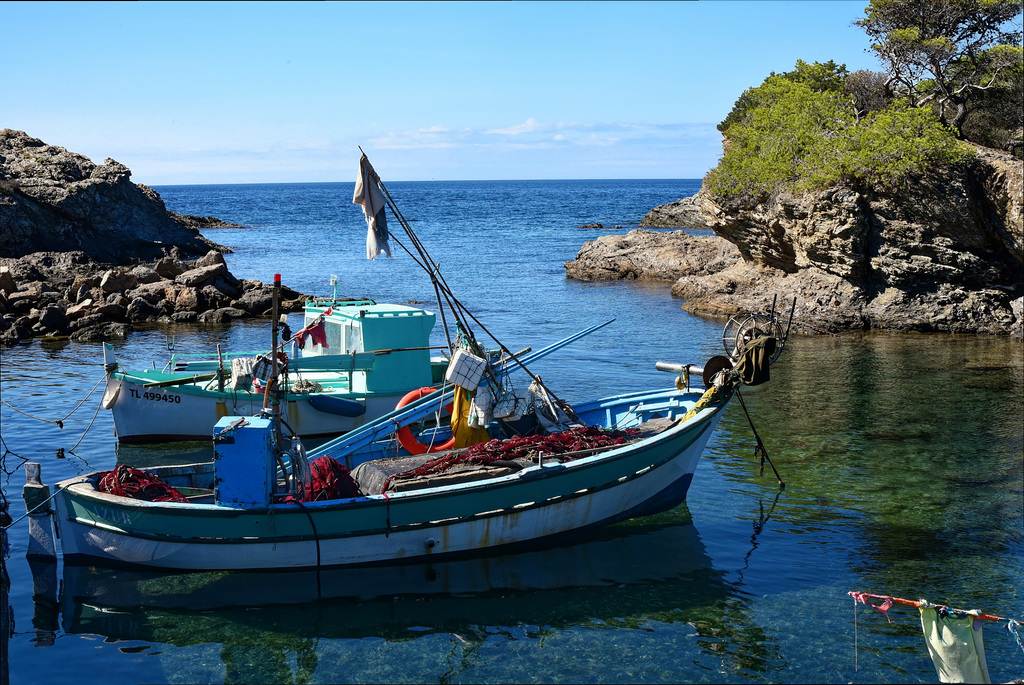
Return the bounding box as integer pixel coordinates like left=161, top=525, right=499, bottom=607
left=55, top=391, right=726, bottom=571
left=105, top=374, right=406, bottom=443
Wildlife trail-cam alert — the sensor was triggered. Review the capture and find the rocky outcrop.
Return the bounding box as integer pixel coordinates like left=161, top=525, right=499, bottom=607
left=0, top=130, right=309, bottom=345
left=570, top=144, right=1023, bottom=336
left=0, top=250, right=307, bottom=344
left=170, top=211, right=244, bottom=230
left=639, top=194, right=714, bottom=230
left=564, top=229, right=740, bottom=282
left=0, top=129, right=220, bottom=262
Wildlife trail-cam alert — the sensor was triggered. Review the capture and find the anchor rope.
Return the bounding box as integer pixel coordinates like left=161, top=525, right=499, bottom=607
left=0, top=371, right=109, bottom=428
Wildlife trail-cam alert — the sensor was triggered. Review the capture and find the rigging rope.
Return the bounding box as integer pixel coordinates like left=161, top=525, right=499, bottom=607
left=0, top=371, right=109, bottom=429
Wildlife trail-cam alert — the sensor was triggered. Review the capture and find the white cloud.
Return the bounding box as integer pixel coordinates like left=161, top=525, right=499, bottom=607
left=484, top=117, right=546, bottom=136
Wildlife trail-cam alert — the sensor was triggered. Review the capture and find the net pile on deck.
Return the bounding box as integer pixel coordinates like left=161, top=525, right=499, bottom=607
left=305, top=456, right=360, bottom=501
left=276, top=456, right=362, bottom=503
left=382, top=425, right=638, bottom=493
left=97, top=465, right=189, bottom=503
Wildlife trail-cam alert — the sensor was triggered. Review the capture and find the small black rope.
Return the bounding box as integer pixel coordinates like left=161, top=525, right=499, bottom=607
left=735, top=388, right=785, bottom=488
left=295, top=500, right=322, bottom=599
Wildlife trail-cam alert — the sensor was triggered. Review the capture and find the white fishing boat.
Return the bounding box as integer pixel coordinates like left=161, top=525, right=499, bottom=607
left=102, top=295, right=448, bottom=443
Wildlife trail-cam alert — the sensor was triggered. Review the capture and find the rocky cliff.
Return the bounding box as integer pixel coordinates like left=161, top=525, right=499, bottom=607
left=0, top=130, right=308, bottom=345
left=568, top=144, right=1023, bottom=335
left=0, top=129, right=218, bottom=262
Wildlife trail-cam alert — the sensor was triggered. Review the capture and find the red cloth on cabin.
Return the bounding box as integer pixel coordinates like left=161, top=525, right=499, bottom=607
left=295, top=320, right=328, bottom=349
left=294, top=307, right=334, bottom=349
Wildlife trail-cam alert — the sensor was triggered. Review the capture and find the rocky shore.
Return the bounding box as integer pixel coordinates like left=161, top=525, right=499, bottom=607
left=0, top=129, right=307, bottom=345
left=567, top=144, right=1023, bottom=336
left=0, top=250, right=305, bottom=344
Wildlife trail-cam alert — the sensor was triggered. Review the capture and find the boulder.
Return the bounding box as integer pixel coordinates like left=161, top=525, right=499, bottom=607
left=0, top=323, right=32, bottom=343
left=640, top=194, right=715, bottom=229
left=126, top=297, right=163, bottom=322
left=201, top=284, right=232, bottom=310
left=99, top=269, right=137, bottom=294
left=0, top=267, right=16, bottom=296
left=35, top=305, right=69, bottom=334
left=174, top=287, right=200, bottom=312
left=195, top=250, right=226, bottom=268
left=565, top=229, right=740, bottom=282
left=154, top=257, right=184, bottom=279
left=94, top=302, right=127, bottom=320
left=70, top=321, right=132, bottom=342
left=65, top=299, right=94, bottom=321
left=130, top=264, right=162, bottom=284
left=232, top=286, right=274, bottom=315
left=175, top=262, right=228, bottom=288
left=128, top=280, right=174, bottom=304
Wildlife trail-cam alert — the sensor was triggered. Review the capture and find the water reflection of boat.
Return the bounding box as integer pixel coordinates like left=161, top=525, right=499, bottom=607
left=61, top=520, right=727, bottom=643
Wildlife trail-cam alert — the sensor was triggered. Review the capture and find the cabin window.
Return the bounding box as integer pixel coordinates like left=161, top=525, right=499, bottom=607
left=344, top=322, right=362, bottom=352
left=326, top=322, right=342, bottom=351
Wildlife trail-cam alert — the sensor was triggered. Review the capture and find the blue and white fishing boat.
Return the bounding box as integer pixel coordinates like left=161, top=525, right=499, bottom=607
left=102, top=296, right=446, bottom=443
left=45, top=155, right=791, bottom=571
left=52, top=354, right=745, bottom=570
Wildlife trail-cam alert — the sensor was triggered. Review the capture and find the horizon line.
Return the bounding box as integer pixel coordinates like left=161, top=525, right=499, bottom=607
left=149, top=177, right=707, bottom=187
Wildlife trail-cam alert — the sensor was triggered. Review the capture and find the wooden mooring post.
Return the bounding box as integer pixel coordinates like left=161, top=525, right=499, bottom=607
left=22, top=463, right=56, bottom=560
left=22, top=463, right=59, bottom=646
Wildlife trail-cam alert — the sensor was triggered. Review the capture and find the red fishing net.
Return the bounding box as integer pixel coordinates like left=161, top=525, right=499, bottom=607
left=383, top=425, right=639, bottom=492
left=275, top=456, right=362, bottom=503
left=96, top=464, right=189, bottom=503
left=306, top=456, right=361, bottom=501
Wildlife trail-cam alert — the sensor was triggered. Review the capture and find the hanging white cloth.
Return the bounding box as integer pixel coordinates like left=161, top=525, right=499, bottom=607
left=919, top=602, right=992, bottom=684
left=352, top=155, right=391, bottom=260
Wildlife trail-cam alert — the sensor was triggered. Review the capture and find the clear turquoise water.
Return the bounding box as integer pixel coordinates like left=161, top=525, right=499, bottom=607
left=2, top=180, right=1022, bottom=683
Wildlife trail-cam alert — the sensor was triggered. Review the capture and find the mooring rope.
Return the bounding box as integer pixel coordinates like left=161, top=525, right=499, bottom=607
left=67, top=388, right=107, bottom=454
left=0, top=372, right=109, bottom=429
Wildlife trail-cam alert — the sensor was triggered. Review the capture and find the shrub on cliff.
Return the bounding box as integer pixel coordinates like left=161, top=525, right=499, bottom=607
left=705, top=76, right=974, bottom=198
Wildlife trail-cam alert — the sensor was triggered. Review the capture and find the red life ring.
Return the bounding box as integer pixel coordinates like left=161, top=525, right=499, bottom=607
left=395, top=387, right=455, bottom=455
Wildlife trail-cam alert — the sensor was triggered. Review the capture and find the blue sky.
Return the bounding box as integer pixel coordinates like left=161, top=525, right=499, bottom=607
left=2, top=1, right=883, bottom=184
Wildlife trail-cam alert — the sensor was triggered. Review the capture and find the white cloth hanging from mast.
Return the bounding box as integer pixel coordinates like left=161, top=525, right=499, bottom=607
left=353, top=155, right=391, bottom=260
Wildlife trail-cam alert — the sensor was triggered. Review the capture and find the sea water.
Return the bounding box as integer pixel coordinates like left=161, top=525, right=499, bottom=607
left=1, top=180, right=1021, bottom=684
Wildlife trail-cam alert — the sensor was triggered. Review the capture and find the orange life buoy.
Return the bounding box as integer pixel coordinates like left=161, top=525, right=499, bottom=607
left=395, top=387, right=455, bottom=455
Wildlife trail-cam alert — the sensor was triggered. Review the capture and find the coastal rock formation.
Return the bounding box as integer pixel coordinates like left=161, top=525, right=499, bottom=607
left=0, top=129, right=218, bottom=262
left=570, top=145, right=1023, bottom=335
left=0, top=250, right=306, bottom=344
left=564, top=229, right=740, bottom=282
left=0, top=130, right=309, bottom=345
left=639, top=195, right=714, bottom=230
